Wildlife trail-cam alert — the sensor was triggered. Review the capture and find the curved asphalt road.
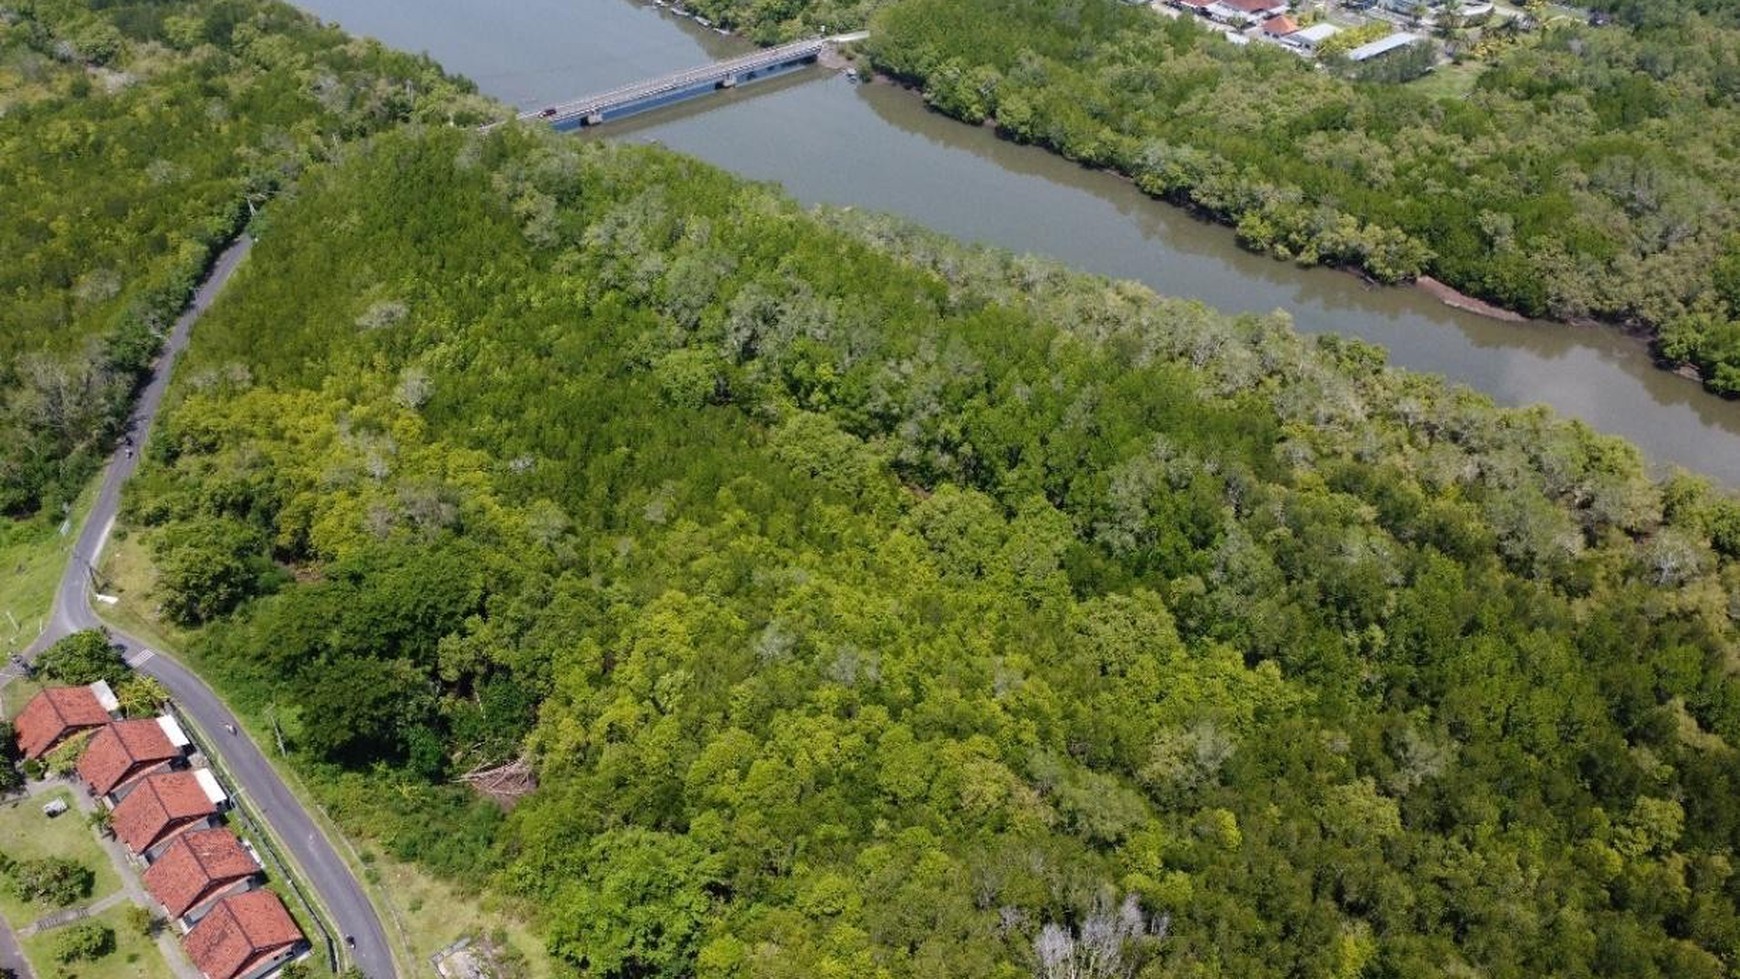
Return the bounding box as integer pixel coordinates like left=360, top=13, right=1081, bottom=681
left=17, top=237, right=397, bottom=978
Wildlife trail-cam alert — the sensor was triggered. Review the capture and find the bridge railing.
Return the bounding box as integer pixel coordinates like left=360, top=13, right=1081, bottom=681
left=518, top=38, right=823, bottom=123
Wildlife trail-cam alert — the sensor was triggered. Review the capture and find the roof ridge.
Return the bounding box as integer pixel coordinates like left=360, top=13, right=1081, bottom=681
left=141, top=774, right=169, bottom=812
left=122, top=718, right=151, bottom=763
left=44, top=689, right=71, bottom=729
left=232, top=890, right=268, bottom=942
left=187, top=829, right=218, bottom=876
left=211, top=895, right=243, bottom=937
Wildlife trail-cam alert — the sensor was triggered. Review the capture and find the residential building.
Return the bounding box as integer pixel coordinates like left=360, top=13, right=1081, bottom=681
left=1206, top=0, right=1288, bottom=25
left=1260, top=13, right=1300, bottom=37
left=182, top=891, right=307, bottom=979
left=1286, top=22, right=1340, bottom=49
left=76, top=716, right=191, bottom=802
left=143, top=828, right=262, bottom=926
left=110, top=770, right=227, bottom=860
left=1347, top=31, right=1424, bottom=61
left=13, top=682, right=118, bottom=760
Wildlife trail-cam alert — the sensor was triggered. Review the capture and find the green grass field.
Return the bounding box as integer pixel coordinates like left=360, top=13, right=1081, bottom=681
left=20, top=903, right=177, bottom=979
left=1407, top=59, right=1481, bottom=100
left=362, top=848, right=553, bottom=978
left=0, top=509, right=81, bottom=659
left=92, top=531, right=193, bottom=656
left=0, top=787, right=121, bottom=929
left=2, top=676, right=45, bottom=724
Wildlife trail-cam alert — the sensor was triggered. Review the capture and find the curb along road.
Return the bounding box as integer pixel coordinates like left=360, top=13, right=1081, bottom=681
left=14, top=236, right=398, bottom=978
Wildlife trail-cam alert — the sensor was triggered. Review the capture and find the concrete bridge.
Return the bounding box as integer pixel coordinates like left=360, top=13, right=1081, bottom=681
left=515, top=37, right=831, bottom=131
left=489, top=32, right=871, bottom=131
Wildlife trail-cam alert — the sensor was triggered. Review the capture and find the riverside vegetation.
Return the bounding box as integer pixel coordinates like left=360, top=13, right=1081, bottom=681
left=0, top=0, right=490, bottom=518
left=10, top=0, right=1740, bottom=978
left=684, top=0, right=1740, bottom=396
left=129, top=120, right=1740, bottom=978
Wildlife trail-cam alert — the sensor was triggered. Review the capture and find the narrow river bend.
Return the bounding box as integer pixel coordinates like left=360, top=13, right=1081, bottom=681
left=296, top=0, right=1740, bottom=484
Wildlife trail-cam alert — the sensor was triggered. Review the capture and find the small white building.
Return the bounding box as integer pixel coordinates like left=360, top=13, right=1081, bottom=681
left=1287, top=22, right=1340, bottom=50
left=1206, top=0, right=1288, bottom=25
left=1347, top=31, right=1423, bottom=62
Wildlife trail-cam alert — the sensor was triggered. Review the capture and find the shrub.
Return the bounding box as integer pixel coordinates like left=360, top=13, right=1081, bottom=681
left=124, top=904, right=156, bottom=937
left=51, top=923, right=115, bottom=964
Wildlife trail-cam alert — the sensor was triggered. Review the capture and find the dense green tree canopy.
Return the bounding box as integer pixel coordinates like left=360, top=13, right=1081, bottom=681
left=857, top=0, right=1740, bottom=392
left=118, top=123, right=1740, bottom=978
left=11, top=1, right=1740, bottom=976
left=661, top=0, right=1740, bottom=392
left=36, top=629, right=126, bottom=687
left=0, top=0, right=489, bottom=517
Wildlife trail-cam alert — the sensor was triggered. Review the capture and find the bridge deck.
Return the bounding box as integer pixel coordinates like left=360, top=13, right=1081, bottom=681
left=520, top=38, right=824, bottom=125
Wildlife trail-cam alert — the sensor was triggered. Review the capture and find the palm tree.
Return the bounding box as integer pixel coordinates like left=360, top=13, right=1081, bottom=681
left=115, top=675, right=169, bottom=718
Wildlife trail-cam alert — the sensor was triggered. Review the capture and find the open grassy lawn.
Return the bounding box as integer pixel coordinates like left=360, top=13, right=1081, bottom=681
left=0, top=482, right=96, bottom=658
left=1408, top=59, right=1482, bottom=100
left=360, top=849, right=554, bottom=979
left=92, top=531, right=193, bottom=656
left=21, top=903, right=177, bottom=979
left=2, top=676, right=46, bottom=723
left=0, top=787, right=121, bottom=930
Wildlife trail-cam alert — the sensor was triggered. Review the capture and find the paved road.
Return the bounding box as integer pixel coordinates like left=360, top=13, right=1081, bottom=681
left=0, top=913, right=35, bottom=979
left=13, top=236, right=398, bottom=978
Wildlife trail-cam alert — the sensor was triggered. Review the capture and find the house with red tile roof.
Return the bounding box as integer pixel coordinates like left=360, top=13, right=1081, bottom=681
left=182, top=890, right=306, bottom=979
left=1261, top=13, right=1300, bottom=37
left=143, top=828, right=261, bottom=925
left=110, top=770, right=227, bottom=860
left=13, top=682, right=118, bottom=760
left=76, top=716, right=191, bottom=802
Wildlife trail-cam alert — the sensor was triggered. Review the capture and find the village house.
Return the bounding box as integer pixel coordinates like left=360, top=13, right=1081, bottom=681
left=1206, top=0, right=1289, bottom=26
left=143, top=828, right=262, bottom=927
left=76, top=716, right=191, bottom=803
left=1286, top=21, right=1341, bottom=50
left=1260, top=13, right=1299, bottom=38
left=182, top=890, right=307, bottom=979
left=1347, top=30, right=1424, bottom=61
left=110, top=769, right=228, bottom=861
left=13, top=682, right=119, bottom=760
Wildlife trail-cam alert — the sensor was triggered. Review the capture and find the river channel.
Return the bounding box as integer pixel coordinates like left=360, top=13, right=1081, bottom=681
left=296, top=0, right=1740, bottom=483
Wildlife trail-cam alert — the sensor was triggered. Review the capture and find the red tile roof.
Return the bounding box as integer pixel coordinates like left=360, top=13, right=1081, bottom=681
left=77, top=719, right=181, bottom=798
left=143, top=829, right=260, bottom=919
left=1262, top=14, right=1300, bottom=34
left=183, top=891, right=304, bottom=979
left=110, top=772, right=217, bottom=856
left=14, top=687, right=110, bottom=760
left=1227, top=0, right=1281, bottom=11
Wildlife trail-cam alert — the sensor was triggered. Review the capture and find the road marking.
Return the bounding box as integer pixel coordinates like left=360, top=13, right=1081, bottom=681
left=124, top=648, right=155, bottom=667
